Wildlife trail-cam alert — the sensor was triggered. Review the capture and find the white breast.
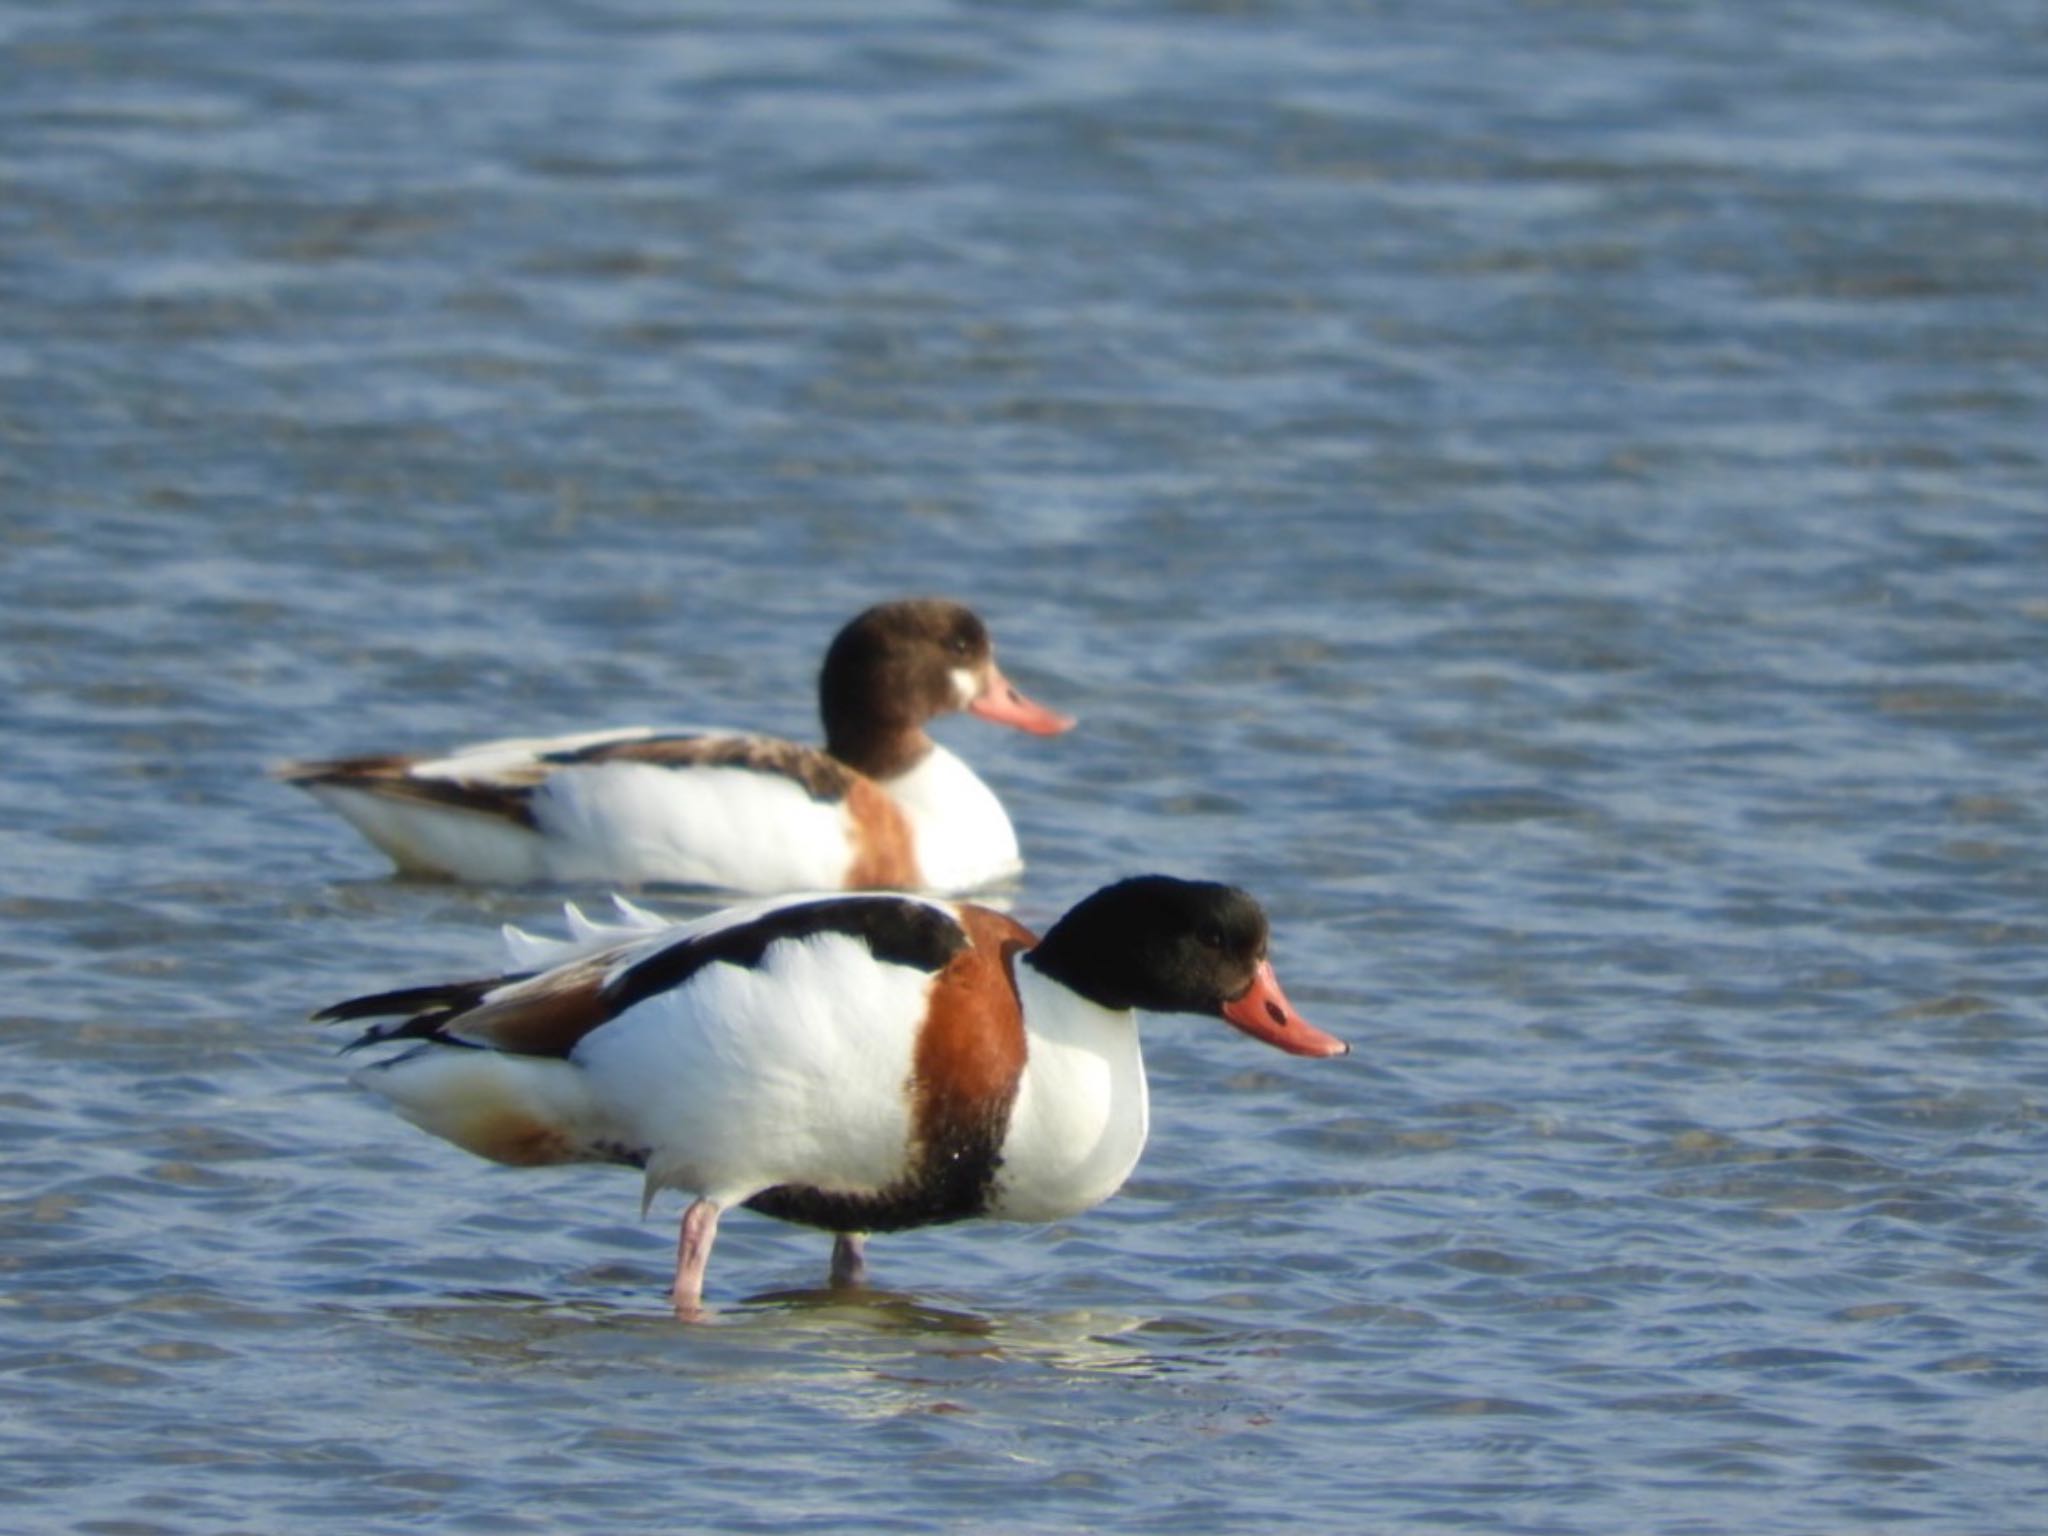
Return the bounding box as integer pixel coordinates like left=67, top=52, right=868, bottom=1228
left=881, top=743, right=1022, bottom=894
left=989, top=963, right=1149, bottom=1223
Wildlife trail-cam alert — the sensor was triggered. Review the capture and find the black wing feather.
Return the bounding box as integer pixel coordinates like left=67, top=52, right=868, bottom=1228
left=603, top=896, right=967, bottom=1015
left=313, top=975, right=520, bottom=1052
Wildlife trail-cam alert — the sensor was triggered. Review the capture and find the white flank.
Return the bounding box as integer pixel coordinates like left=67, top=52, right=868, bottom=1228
left=531, top=761, right=853, bottom=890
left=571, top=930, right=939, bottom=1208
left=991, top=962, right=1149, bottom=1223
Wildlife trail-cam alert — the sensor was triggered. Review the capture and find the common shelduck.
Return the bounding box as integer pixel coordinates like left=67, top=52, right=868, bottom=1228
left=319, top=876, right=1349, bottom=1316
left=277, top=599, right=1074, bottom=894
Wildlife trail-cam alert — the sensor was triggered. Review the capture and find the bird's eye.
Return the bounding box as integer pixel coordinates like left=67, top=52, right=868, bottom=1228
left=948, top=633, right=974, bottom=656
left=1197, top=926, right=1225, bottom=950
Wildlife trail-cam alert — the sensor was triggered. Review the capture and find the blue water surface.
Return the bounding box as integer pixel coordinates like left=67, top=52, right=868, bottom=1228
left=2, top=1, right=2046, bottom=1531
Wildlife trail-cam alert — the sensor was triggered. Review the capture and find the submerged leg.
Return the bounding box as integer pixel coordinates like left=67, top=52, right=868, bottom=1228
left=672, top=1197, right=722, bottom=1319
left=829, top=1232, right=868, bottom=1289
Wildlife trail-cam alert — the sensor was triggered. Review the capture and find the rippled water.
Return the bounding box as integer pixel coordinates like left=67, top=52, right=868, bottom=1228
left=5, top=0, right=2047, bottom=1531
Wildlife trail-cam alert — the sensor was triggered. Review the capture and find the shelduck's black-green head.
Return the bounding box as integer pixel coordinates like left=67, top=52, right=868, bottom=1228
left=1025, top=876, right=1348, bottom=1058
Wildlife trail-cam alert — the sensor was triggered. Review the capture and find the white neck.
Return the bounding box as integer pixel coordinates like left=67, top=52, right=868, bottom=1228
left=990, top=962, right=1149, bottom=1222
left=880, top=742, right=1021, bottom=893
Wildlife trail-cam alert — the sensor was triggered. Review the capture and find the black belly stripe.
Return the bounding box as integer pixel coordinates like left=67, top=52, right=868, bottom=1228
left=744, top=1102, right=1009, bottom=1234
left=591, top=1140, right=651, bottom=1170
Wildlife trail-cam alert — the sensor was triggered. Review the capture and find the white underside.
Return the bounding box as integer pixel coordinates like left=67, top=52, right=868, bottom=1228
left=307, top=729, right=1024, bottom=895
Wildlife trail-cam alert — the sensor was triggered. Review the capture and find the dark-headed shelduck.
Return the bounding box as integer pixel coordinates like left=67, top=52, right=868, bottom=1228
left=276, top=599, right=1073, bottom=894
left=319, top=876, right=1348, bottom=1316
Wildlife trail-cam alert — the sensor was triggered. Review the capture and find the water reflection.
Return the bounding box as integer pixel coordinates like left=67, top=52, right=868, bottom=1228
left=381, top=1282, right=1177, bottom=1381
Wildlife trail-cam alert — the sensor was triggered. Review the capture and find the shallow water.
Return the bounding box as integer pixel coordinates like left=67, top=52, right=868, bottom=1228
left=4, top=0, right=2047, bottom=1531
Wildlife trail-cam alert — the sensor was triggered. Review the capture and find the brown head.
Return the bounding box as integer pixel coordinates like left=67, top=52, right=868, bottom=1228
left=818, top=599, right=1074, bottom=778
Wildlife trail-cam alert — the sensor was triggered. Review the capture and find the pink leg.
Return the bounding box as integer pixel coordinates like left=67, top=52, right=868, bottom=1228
left=829, top=1232, right=868, bottom=1289
left=672, top=1197, right=722, bottom=1320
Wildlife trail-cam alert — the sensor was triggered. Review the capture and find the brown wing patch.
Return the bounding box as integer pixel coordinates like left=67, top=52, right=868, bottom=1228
left=843, top=777, right=921, bottom=890
left=274, top=753, right=541, bottom=829
left=448, top=952, right=618, bottom=1058
left=544, top=734, right=858, bottom=804
left=328, top=948, right=627, bottom=1060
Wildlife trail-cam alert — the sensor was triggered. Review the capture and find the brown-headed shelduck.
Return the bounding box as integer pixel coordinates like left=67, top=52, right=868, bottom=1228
left=276, top=599, right=1073, bottom=894
left=319, top=875, right=1349, bottom=1317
